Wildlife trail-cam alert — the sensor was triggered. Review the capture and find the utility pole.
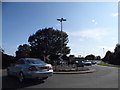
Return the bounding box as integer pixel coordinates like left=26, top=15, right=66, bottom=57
left=57, top=18, right=66, bottom=55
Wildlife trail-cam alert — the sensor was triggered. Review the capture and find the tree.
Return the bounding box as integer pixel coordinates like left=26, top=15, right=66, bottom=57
left=113, top=44, right=120, bottom=64
left=95, top=56, right=101, bottom=60
left=85, top=54, right=95, bottom=60
left=68, top=55, right=75, bottom=64
left=28, top=28, right=70, bottom=59
left=2, top=53, right=16, bottom=68
left=102, top=51, right=114, bottom=63
left=114, top=44, right=120, bottom=53
left=102, top=44, right=120, bottom=65
left=16, top=44, right=31, bottom=58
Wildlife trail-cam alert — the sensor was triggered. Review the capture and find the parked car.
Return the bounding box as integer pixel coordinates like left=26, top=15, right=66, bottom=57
left=82, top=60, right=92, bottom=66
left=75, top=61, right=84, bottom=67
left=7, top=58, right=53, bottom=82
left=73, top=58, right=84, bottom=67
left=91, top=60, right=97, bottom=64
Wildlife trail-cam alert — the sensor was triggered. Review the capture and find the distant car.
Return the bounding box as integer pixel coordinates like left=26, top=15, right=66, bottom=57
left=7, top=58, right=53, bottom=83
left=91, top=60, right=97, bottom=64
left=75, top=61, right=84, bottom=67
left=82, top=60, right=92, bottom=66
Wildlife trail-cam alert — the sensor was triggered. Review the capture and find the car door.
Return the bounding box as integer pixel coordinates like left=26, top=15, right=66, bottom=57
left=8, top=63, right=16, bottom=75
left=13, top=60, right=25, bottom=76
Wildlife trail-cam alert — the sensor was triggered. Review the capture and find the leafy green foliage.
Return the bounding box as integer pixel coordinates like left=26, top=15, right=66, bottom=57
left=85, top=54, right=95, bottom=60
left=16, top=44, right=31, bottom=58
left=102, top=44, right=120, bottom=65
left=28, top=28, right=70, bottom=58
left=98, top=62, right=120, bottom=67
left=2, top=53, right=16, bottom=68
left=85, top=54, right=101, bottom=60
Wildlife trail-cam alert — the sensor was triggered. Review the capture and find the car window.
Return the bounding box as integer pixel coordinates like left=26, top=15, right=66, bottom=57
left=27, top=59, right=46, bottom=64
left=16, top=60, right=25, bottom=65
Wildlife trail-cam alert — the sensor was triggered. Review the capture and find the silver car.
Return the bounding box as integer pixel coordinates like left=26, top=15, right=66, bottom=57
left=7, top=58, right=53, bottom=82
left=82, top=60, right=92, bottom=66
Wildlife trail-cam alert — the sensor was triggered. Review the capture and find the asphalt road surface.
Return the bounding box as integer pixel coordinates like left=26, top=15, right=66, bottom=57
left=2, top=65, right=118, bottom=89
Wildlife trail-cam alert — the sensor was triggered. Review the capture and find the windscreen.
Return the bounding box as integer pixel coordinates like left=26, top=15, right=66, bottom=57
left=27, top=59, right=46, bottom=64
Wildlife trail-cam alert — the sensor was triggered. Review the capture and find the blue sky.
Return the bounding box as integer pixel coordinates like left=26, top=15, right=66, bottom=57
left=2, top=2, right=118, bottom=57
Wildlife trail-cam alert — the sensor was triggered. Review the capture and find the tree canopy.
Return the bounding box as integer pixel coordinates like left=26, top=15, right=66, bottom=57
left=28, top=28, right=70, bottom=58
left=16, top=44, right=31, bottom=58
left=102, top=44, right=120, bottom=65
left=2, top=51, right=16, bottom=69
left=85, top=54, right=101, bottom=60
left=85, top=54, right=95, bottom=60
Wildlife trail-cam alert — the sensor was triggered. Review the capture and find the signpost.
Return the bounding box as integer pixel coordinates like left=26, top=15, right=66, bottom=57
left=59, top=55, right=63, bottom=61
left=45, top=55, right=68, bottom=61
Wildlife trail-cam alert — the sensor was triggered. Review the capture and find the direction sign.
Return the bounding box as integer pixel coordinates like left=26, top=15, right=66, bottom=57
left=45, top=55, right=68, bottom=61
left=59, top=55, right=63, bottom=61
left=46, top=55, right=50, bottom=61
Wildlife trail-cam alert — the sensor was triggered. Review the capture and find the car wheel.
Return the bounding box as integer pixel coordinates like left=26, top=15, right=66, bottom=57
left=19, top=72, right=25, bottom=83
left=82, top=65, right=84, bottom=67
left=42, top=77, right=48, bottom=80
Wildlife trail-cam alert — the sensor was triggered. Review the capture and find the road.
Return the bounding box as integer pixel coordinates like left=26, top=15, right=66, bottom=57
left=2, top=65, right=118, bottom=89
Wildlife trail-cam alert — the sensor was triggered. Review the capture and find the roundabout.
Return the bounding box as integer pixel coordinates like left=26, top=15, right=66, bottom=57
left=53, top=65, right=96, bottom=74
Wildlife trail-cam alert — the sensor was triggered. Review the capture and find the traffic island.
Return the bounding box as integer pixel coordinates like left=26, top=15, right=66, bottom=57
left=53, top=65, right=96, bottom=74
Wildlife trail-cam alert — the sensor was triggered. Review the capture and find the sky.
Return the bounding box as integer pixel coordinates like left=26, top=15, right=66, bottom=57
left=2, top=2, right=118, bottom=57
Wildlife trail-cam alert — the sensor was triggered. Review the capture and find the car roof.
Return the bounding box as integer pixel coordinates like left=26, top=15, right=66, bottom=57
left=19, top=58, right=42, bottom=60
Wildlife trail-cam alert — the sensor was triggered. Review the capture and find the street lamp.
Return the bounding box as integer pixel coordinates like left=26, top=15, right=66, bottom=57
left=57, top=18, right=66, bottom=32
left=103, top=48, right=105, bottom=57
left=57, top=18, right=66, bottom=55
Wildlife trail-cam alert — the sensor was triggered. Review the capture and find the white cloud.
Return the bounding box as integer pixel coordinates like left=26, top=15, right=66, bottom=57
left=92, top=19, right=95, bottom=22
left=68, top=28, right=108, bottom=41
left=80, top=29, right=106, bottom=40
left=91, top=19, right=98, bottom=25
left=94, top=22, right=98, bottom=25
left=79, top=38, right=84, bottom=41
left=111, top=13, right=118, bottom=17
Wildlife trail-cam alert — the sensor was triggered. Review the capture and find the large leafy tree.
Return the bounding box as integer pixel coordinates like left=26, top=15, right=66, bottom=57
left=102, top=51, right=114, bottom=63
left=28, top=28, right=70, bottom=58
left=114, top=44, right=120, bottom=53
left=16, top=44, right=31, bottom=58
left=113, top=44, right=120, bottom=64
left=1, top=47, right=16, bottom=68
left=102, top=44, right=120, bottom=65
left=2, top=53, right=16, bottom=68
left=85, top=54, right=95, bottom=60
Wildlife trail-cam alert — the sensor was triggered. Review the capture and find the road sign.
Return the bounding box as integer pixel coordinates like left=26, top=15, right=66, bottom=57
left=45, top=55, right=68, bottom=61
left=46, top=55, right=50, bottom=61
left=59, top=55, right=63, bottom=61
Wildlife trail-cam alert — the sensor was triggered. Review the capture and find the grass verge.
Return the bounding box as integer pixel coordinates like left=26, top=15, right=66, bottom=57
left=97, top=62, right=120, bottom=67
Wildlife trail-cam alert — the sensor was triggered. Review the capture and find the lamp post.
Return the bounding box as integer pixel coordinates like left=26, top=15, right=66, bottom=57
left=57, top=18, right=66, bottom=55
left=103, top=48, right=105, bottom=58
